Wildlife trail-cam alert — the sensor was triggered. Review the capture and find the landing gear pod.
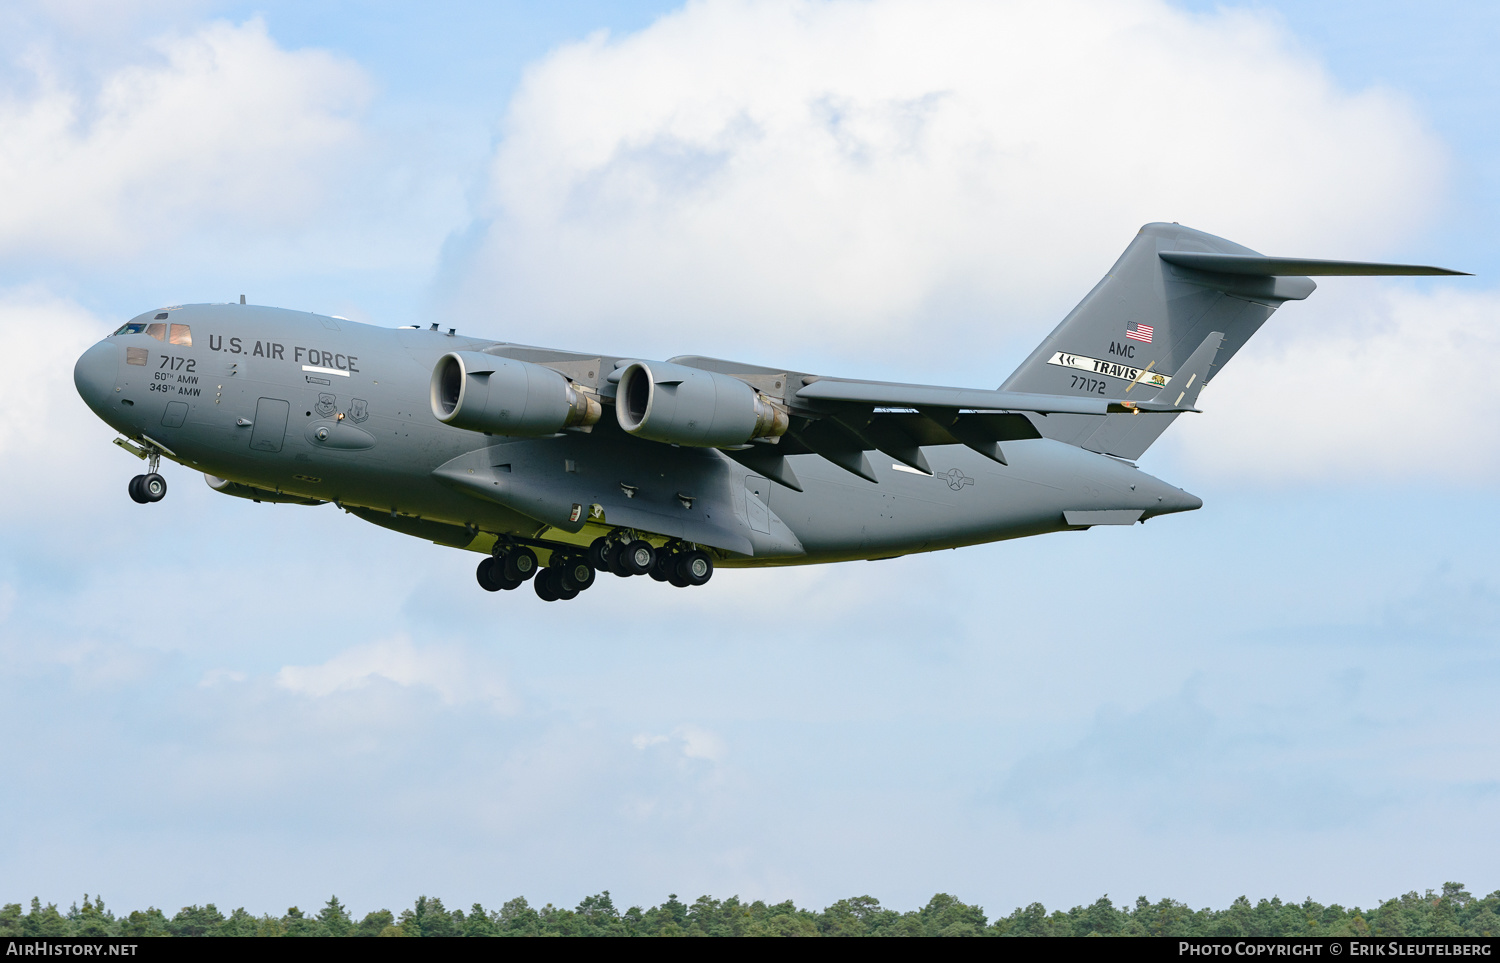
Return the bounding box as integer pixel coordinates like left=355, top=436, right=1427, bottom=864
left=615, top=360, right=787, bottom=448
left=431, top=352, right=600, bottom=436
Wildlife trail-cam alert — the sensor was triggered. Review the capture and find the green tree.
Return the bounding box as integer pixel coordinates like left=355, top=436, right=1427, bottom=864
left=120, top=907, right=170, bottom=937
left=219, top=908, right=258, bottom=937
left=69, top=895, right=116, bottom=937
left=0, top=903, right=24, bottom=936
left=496, top=896, right=540, bottom=936
left=253, top=913, right=285, bottom=937
left=281, top=906, right=324, bottom=937
left=576, top=892, right=628, bottom=936
left=355, top=909, right=394, bottom=937
left=743, top=899, right=817, bottom=937
left=315, top=896, right=352, bottom=937
left=462, top=903, right=496, bottom=937
left=23, top=898, right=70, bottom=937
left=169, top=904, right=226, bottom=937
left=397, top=895, right=458, bottom=937
left=919, top=893, right=986, bottom=936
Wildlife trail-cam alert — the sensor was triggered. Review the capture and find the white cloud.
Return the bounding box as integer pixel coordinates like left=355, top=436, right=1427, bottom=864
left=0, top=288, right=121, bottom=511
left=633, top=724, right=728, bottom=762
left=275, top=635, right=517, bottom=711
left=1168, top=284, right=1500, bottom=483
left=454, top=0, right=1442, bottom=364
left=0, top=18, right=370, bottom=260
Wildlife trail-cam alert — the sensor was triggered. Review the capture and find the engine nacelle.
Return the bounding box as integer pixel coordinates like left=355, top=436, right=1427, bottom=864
left=431, top=351, right=601, bottom=436
left=615, top=360, right=788, bottom=447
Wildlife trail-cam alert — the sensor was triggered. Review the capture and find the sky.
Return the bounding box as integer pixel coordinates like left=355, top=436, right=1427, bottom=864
left=1, top=0, right=1497, bottom=920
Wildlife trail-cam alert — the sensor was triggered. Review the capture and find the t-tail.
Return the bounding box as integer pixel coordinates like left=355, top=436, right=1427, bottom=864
left=999, top=222, right=1468, bottom=459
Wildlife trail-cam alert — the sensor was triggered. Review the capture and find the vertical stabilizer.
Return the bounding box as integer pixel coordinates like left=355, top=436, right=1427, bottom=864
left=1000, top=223, right=1314, bottom=459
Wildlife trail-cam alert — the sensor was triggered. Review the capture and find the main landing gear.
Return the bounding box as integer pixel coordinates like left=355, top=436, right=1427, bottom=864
left=587, top=535, right=712, bottom=588
left=473, top=533, right=714, bottom=601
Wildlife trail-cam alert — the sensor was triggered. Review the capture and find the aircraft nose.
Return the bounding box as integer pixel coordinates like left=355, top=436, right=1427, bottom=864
left=74, top=340, right=119, bottom=415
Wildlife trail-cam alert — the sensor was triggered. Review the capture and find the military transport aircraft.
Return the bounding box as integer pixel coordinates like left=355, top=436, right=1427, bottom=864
left=73, top=223, right=1465, bottom=601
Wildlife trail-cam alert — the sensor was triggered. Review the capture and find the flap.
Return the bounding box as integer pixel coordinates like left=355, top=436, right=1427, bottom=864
left=796, top=379, right=1112, bottom=415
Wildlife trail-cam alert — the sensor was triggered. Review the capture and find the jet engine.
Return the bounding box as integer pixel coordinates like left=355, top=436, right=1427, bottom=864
left=615, top=360, right=788, bottom=448
left=431, top=352, right=601, bottom=436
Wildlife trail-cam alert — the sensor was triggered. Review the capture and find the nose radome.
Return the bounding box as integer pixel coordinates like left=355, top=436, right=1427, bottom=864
left=74, top=340, right=119, bottom=415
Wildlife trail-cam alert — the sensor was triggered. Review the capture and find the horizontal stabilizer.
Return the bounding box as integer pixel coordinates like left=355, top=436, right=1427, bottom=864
left=1160, top=252, right=1469, bottom=277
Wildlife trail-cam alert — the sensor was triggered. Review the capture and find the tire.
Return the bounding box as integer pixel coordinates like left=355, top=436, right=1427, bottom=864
left=609, top=546, right=634, bottom=578
left=128, top=475, right=149, bottom=504
left=650, top=552, right=676, bottom=582
left=679, top=550, right=713, bottom=587
left=476, top=558, right=502, bottom=592
left=533, top=568, right=561, bottom=601
left=587, top=537, right=613, bottom=571
left=504, top=547, right=538, bottom=582
left=621, top=539, right=655, bottom=576
left=142, top=473, right=167, bottom=502
left=560, top=557, right=595, bottom=592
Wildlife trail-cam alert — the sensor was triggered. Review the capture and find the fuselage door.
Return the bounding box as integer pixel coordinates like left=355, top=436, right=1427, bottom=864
left=745, top=475, right=771, bottom=534
left=250, top=398, right=290, bottom=452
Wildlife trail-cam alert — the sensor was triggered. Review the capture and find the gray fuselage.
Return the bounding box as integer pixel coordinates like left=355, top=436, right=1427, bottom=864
left=72, top=303, right=1202, bottom=568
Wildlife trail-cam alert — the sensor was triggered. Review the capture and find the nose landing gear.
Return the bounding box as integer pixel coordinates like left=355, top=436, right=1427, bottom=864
left=128, top=473, right=168, bottom=504
left=116, top=436, right=173, bottom=504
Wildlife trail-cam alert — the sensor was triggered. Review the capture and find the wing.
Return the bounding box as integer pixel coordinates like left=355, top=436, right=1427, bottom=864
left=667, top=355, right=1178, bottom=487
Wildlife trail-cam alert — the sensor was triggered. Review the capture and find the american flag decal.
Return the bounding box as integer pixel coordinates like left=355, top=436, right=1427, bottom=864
left=1125, top=322, right=1153, bottom=343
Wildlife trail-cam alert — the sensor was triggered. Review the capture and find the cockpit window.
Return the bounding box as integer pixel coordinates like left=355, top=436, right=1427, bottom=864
left=113, top=322, right=147, bottom=336
left=144, top=322, right=167, bottom=341
left=169, top=323, right=192, bottom=346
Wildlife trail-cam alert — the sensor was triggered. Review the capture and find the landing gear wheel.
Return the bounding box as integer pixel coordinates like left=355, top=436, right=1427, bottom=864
left=558, top=557, right=595, bottom=592
left=533, top=568, right=561, bottom=601
left=128, top=475, right=149, bottom=504
left=609, top=545, right=634, bottom=577
left=621, top=539, right=655, bottom=576
left=503, top=547, right=538, bottom=582
left=587, top=537, right=613, bottom=571
left=476, top=558, right=502, bottom=592
left=650, top=551, right=677, bottom=582
left=141, top=473, right=167, bottom=502
left=679, top=550, right=713, bottom=587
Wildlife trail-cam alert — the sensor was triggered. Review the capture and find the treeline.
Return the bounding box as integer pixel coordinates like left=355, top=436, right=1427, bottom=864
left=2, top=884, right=1497, bottom=937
